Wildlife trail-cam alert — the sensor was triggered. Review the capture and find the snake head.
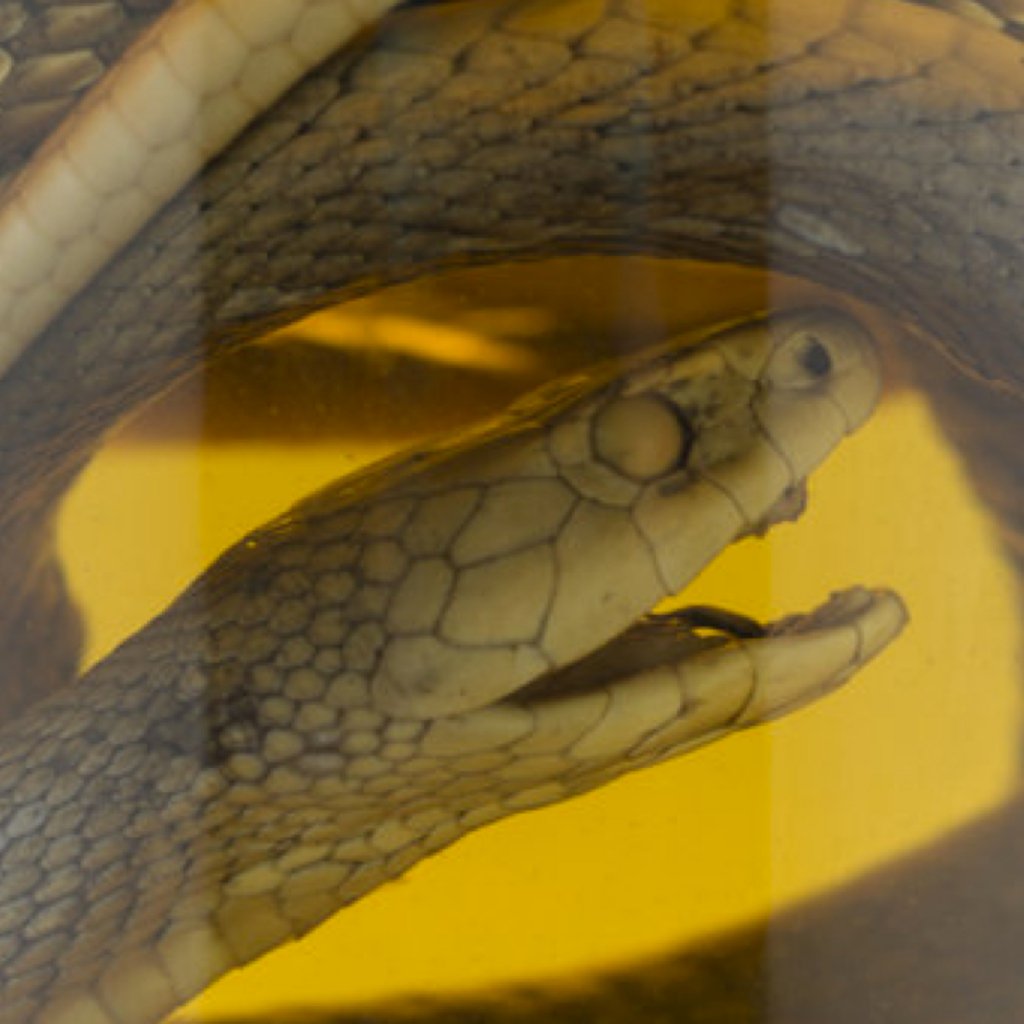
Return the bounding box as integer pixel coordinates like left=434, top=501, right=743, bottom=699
left=360, top=309, right=899, bottom=725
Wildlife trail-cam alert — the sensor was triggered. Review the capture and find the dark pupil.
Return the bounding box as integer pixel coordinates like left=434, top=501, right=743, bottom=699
left=799, top=336, right=833, bottom=379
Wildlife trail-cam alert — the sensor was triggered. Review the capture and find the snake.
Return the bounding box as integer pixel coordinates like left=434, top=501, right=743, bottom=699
left=0, top=0, right=1022, bottom=1021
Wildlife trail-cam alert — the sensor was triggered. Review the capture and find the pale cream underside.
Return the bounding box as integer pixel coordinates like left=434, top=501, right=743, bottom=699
left=0, top=0, right=404, bottom=377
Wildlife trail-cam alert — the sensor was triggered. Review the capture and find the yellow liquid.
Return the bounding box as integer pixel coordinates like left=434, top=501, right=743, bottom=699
left=58, top=260, right=1019, bottom=1019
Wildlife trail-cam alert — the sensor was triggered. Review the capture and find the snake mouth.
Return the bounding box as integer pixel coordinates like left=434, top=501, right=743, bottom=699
left=507, top=586, right=907, bottom=741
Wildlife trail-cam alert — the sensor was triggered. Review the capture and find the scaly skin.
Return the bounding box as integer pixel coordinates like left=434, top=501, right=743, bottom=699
left=1, top=0, right=1023, bottom=1021
left=0, top=311, right=904, bottom=1021
left=0, top=0, right=170, bottom=179
left=3, top=0, right=1024, bottom=553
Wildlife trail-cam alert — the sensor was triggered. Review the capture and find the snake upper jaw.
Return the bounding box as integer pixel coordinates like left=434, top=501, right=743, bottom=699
left=744, top=481, right=809, bottom=536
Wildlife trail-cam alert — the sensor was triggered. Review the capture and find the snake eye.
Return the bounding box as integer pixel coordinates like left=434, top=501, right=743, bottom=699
left=765, top=327, right=846, bottom=389
left=798, top=335, right=833, bottom=379
left=592, top=394, right=693, bottom=481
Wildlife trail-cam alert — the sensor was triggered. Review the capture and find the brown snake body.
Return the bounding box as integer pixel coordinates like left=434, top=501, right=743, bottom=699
left=1, top=1, right=1023, bottom=1021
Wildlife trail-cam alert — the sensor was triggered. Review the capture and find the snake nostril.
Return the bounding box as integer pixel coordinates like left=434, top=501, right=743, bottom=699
left=797, top=335, right=833, bottom=380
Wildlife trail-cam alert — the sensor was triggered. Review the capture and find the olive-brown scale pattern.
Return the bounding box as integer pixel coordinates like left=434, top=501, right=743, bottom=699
left=0, top=327, right=777, bottom=1022
left=0, top=0, right=1020, bottom=1021
left=0, top=1, right=174, bottom=179
left=2, top=0, right=1024, bottom=546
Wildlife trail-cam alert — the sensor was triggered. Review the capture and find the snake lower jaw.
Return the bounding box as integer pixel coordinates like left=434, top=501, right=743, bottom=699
left=733, top=586, right=909, bottom=725
left=499, top=585, right=909, bottom=753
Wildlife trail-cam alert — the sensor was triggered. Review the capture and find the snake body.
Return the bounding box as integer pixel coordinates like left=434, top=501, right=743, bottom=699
left=0, top=306, right=904, bottom=1021
left=1, top=0, right=1023, bottom=1021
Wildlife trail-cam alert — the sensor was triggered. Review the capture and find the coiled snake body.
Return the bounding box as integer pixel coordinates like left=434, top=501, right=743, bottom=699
left=0, top=1, right=1022, bottom=1022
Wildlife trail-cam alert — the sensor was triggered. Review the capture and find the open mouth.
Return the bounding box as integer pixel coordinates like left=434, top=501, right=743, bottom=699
left=510, top=586, right=907, bottom=737
left=419, top=538, right=908, bottom=776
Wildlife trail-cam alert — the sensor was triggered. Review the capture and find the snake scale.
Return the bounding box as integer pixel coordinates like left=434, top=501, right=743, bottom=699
left=1, top=0, right=1023, bottom=1022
